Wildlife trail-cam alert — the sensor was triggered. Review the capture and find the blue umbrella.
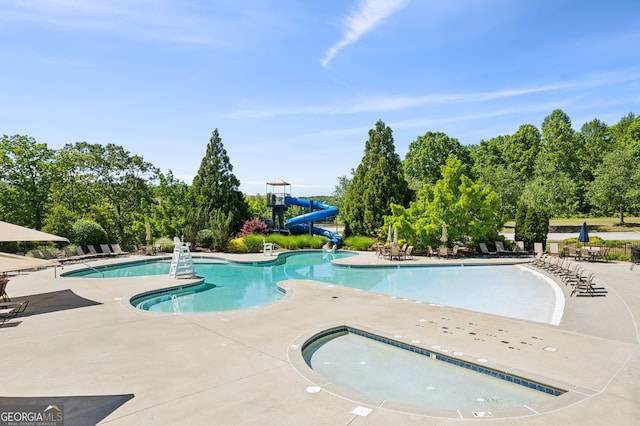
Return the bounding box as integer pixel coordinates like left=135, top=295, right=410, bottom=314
left=578, top=221, right=590, bottom=243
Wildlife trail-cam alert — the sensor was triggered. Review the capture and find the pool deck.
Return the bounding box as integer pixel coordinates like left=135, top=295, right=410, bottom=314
left=2, top=251, right=639, bottom=425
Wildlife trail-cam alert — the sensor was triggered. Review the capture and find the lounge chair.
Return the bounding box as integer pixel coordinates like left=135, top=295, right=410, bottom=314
left=438, top=246, right=449, bottom=258
left=494, top=241, right=511, bottom=257
left=534, top=242, right=544, bottom=255
left=571, top=273, right=603, bottom=297
left=64, top=246, right=89, bottom=262
left=100, top=244, right=116, bottom=257
left=87, top=245, right=109, bottom=257
left=631, top=247, right=640, bottom=271
left=478, top=243, right=498, bottom=257
left=0, top=300, right=29, bottom=314
left=404, top=246, right=414, bottom=260
left=514, top=241, right=530, bottom=256
left=426, top=246, right=437, bottom=257
left=111, top=244, right=129, bottom=256
left=0, top=277, right=10, bottom=302
left=0, top=307, right=17, bottom=326
left=31, top=250, right=45, bottom=259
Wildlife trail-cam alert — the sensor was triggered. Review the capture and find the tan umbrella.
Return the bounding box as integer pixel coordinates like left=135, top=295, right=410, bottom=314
left=0, top=252, right=59, bottom=274
left=387, top=225, right=392, bottom=243
left=393, top=227, right=398, bottom=246
left=440, top=222, right=448, bottom=243
left=145, top=223, right=151, bottom=242
left=0, top=221, right=68, bottom=242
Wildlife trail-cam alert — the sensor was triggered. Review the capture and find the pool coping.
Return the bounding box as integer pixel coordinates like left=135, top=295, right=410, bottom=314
left=288, top=322, right=587, bottom=420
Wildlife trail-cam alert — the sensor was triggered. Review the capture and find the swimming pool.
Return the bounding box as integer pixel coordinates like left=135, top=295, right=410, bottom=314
left=301, top=326, right=563, bottom=412
left=64, top=252, right=562, bottom=323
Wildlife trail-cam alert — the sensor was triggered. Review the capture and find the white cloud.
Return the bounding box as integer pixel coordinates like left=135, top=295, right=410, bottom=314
left=321, top=0, right=406, bottom=68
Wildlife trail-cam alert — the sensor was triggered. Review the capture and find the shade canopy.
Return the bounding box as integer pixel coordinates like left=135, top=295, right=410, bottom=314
left=266, top=179, right=290, bottom=186
left=440, top=222, right=448, bottom=243
left=578, top=221, right=590, bottom=243
left=0, top=221, right=69, bottom=242
left=0, top=252, right=59, bottom=273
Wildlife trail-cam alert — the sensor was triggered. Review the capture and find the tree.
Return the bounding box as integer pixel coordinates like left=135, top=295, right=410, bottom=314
left=514, top=203, right=527, bottom=242
left=517, top=204, right=549, bottom=250
left=580, top=118, right=612, bottom=177
left=148, top=170, right=190, bottom=242
left=504, top=124, right=541, bottom=180
left=187, top=129, right=249, bottom=241
left=342, top=120, right=412, bottom=237
left=0, top=135, right=56, bottom=229
left=520, top=154, right=578, bottom=217
left=387, top=155, right=503, bottom=250
left=49, top=142, right=158, bottom=247
left=404, top=131, right=470, bottom=185
left=587, top=147, right=640, bottom=224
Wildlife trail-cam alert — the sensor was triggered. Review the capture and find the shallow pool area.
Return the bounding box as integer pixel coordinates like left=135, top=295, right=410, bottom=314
left=301, top=327, right=563, bottom=412
left=64, top=251, right=563, bottom=323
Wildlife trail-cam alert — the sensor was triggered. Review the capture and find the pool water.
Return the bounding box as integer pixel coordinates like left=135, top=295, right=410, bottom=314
left=67, top=252, right=561, bottom=322
left=303, top=330, right=558, bottom=411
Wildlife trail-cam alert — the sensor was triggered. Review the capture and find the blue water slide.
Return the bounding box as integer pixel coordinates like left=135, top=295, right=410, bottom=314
left=284, top=196, right=342, bottom=246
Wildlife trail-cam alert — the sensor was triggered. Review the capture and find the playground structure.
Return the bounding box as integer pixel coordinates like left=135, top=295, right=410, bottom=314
left=266, top=179, right=342, bottom=247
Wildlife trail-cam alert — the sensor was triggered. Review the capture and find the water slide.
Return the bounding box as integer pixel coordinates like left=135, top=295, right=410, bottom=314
left=284, top=196, right=343, bottom=247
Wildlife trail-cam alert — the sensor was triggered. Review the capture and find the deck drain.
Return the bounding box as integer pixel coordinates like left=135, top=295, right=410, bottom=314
left=352, top=406, right=372, bottom=416
left=544, top=346, right=559, bottom=352
left=306, top=386, right=321, bottom=393
left=472, top=411, right=494, bottom=417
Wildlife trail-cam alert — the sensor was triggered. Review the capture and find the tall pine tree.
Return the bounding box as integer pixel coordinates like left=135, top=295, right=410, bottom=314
left=343, top=120, right=413, bottom=237
left=187, top=129, right=249, bottom=242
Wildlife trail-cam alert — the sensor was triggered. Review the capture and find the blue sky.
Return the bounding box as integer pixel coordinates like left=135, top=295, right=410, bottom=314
left=1, top=1, right=639, bottom=196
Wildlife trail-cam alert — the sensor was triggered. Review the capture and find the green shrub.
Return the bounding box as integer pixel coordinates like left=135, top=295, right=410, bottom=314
left=71, top=219, right=108, bottom=246
left=227, top=238, right=247, bottom=253
left=264, top=234, right=325, bottom=250
left=243, top=234, right=264, bottom=253
left=155, top=237, right=174, bottom=253
left=343, top=236, right=374, bottom=251
left=606, top=251, right=629, bottom=261
left=196, top=229, right=214, bottom=248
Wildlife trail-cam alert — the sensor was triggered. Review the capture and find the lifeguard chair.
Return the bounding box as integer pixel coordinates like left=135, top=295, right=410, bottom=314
left=266, top=179, right=291, bottom=232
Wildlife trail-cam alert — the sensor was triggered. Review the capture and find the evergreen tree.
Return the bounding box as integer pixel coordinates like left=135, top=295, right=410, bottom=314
left=187, top=129, right=249, bottom=241
left=514, top=203, right=527, bottom=241
left=343, top=120, right=412, bottom=237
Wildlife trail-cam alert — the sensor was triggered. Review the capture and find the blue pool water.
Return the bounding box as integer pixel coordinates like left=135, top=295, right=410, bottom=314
left=65, top=252, right=561, bottom=322
left=303, top=328, right=561, bottom=411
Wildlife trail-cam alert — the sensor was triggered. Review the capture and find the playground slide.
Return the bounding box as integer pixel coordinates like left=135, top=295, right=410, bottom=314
left=284, top=196, right=342, bottom=246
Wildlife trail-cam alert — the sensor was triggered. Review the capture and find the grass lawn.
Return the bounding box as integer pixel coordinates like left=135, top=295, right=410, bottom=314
left=504, top=217, right=640, bottom=233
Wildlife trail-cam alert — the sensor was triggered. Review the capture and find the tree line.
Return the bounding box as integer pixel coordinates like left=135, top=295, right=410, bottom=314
left=1, top=109, right=639, bottom=253
left=338, top=110, right=640, bottom=249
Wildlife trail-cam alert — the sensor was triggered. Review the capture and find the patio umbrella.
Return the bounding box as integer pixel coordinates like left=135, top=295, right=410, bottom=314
left=145, top=223, right=151, bottom=242
left=578, top=221, right=590, bottom=243
left=0, top=221, right=68, bottom=242
left=0, top=252, right=58, bottom=273
left=387, top=225, right=392, bottom=243
left=393, top=227, right=398, bottom=246
left=440, top=222, right=448, bottom=243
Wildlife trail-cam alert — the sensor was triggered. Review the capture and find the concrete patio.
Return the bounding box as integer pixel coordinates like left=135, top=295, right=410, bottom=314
left=1, top=251, right=639, bottom=425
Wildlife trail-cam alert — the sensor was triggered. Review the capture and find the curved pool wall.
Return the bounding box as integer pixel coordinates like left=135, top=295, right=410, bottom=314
left=292, top=326, right=573, bottom=417
left=61, top=252, right=563, bottom=323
